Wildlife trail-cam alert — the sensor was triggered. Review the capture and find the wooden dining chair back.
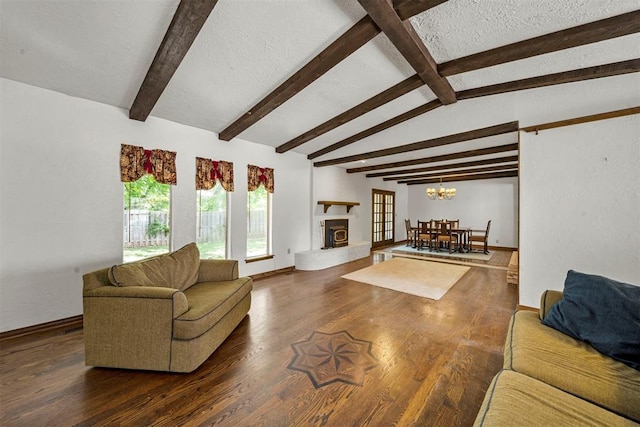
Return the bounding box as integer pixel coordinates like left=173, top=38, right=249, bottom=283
left=436, top=220, right=458, bottom=253
left=404, top=219, right=415, bottom=247
left=470, top=220, right=491, bottom=254
left=448, top=219, right=460, bottom=229
left=417, top=220, right=435, bottom=251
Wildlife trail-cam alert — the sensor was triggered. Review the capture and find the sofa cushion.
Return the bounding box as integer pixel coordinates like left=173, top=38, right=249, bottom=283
left=474, top=370, right=638, bottom=427
left=542, top=270, right=640, bottom=370
left=108, top=242, right=200, bottom=291
left=173, top=277, right=253, bottom=340
left=505, top=310, right=640, bottom=422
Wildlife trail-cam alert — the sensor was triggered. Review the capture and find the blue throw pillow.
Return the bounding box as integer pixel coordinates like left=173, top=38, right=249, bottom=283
left=542, top=270, right=640, bottom=370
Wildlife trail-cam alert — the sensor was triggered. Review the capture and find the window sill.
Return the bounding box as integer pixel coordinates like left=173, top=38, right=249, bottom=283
left=245, top=255, right=274, bottom=263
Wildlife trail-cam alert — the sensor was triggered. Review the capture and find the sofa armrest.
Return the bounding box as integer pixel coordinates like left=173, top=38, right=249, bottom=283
left=198, top=259, right=239, bottom=282
left=83, top=268, right=111, bottom=292
left=539, top=290, right=563, bottom=320
left=84, top=285, right=189, bottom=318
left=83, top=286, right=189, bottom=371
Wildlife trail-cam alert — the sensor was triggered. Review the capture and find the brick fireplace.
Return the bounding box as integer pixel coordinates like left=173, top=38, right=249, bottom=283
left=323, top=219, right=348, bottom=248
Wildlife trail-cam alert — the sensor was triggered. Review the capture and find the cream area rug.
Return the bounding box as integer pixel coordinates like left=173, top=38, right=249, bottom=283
left=341, top=258, right=470, bottom=300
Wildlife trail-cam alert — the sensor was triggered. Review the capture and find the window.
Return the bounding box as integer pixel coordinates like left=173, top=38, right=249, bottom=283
left=197, top=185, right=228, bottom=259
left=123, top=174, right=171, bottom=262
left=247, top=185, right=271, bottom=258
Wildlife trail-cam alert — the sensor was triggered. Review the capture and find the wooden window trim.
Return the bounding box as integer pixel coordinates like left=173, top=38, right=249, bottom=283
left=245, top=255, right=274, bottom=263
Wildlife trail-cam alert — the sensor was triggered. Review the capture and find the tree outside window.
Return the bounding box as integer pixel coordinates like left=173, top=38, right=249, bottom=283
left=197, top=185, right=227, bottom=259
left=123, top=174, right=170, bottom=262
left=247, top=185, right=271, bottom=258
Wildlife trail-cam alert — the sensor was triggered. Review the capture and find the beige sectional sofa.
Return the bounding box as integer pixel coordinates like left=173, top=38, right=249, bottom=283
left=83, top=243, right=252, bottom=373
left=474, top=290, right=640, bottom=426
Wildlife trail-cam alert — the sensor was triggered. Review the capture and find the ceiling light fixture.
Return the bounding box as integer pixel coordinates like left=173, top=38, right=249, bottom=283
left=426, top=178, right=456, bottom=200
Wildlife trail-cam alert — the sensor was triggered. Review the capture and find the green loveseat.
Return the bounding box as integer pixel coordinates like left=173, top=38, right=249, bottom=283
left=82, top=243, right=252, bottom=373
left=474, top=290, right=640, bottom=426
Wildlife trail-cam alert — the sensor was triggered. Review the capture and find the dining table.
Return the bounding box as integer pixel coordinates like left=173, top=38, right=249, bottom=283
left=412, top=222, right=472, bottom=253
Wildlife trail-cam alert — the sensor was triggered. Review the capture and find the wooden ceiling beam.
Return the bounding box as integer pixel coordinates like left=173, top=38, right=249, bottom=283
left=219, top=1, right=451, bottom=142
left=390, top=163, right=518, bottom=181
left=308, top=100, right=442, bottom=159
left=309, top=59, right=636, bottom=159
left=378, top=157, right=518, bottom=179
left=275, top=75, right=424, bottom=153
left=458, top=59, right=640, bottom=100
left=394, top=0, right=449, bottom=21
left=403, top=170, right=518, bottom=185
left=219, top=16, right=380, bottom=141
left=348, top=143, right=518, bottom=173
left=439, top=10, right=640, bottom=76
left=521, top=106, right=640, bottom=133
left=358, top=0, right=456, bottom=104
left=129, top=0, right=219, bottom=122
left=313, top=121, right=518, bottom=167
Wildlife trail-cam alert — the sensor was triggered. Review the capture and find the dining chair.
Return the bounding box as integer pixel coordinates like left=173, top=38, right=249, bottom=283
left=404, top=219, right=415, bottom=247
left=447, top=219, right=466, bottom=250
left=436, top=220, right=459, bottom=253
left=469, top=220, right=491, bottom=254
left=417, top=220, right=435, bottom=251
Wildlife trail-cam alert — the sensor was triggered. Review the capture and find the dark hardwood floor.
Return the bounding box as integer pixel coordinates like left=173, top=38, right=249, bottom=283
left=0, top=250, right=517, bottom=426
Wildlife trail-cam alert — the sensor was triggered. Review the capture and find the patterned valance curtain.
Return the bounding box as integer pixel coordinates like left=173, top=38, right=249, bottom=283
left=120, top=144, right=177, bottom=185
left=195, top=157, right=234, bottom=191
left=247, top=165, right=274, bottom=193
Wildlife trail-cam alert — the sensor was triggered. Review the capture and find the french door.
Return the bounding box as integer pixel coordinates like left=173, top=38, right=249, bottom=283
left=371, top=189, right=395, bottom=249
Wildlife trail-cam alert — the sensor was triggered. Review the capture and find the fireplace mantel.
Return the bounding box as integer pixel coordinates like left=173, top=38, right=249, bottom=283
left=317, top=200, right=360, bottom=213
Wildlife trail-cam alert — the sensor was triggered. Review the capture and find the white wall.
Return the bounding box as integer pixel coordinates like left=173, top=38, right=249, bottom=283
left=408, top=177, right=518, bottom=247
left=311, top=166, right=408, bottom=249
left=0, top=78, right=315, bottom=331
left=519, top=115, right=640, bottom=307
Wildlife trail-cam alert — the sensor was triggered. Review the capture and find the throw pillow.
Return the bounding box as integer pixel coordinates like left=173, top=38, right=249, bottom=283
left=542, top=270, right=640, bottom=370
left=108, top=242, right=200, bottom=291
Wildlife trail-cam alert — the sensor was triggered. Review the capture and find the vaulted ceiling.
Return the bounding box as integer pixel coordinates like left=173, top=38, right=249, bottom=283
left=1, top=0, right=638, bottom=184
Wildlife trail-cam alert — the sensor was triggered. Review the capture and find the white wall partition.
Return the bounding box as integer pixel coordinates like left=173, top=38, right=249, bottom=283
left=519, top=114, right=640, bottom=308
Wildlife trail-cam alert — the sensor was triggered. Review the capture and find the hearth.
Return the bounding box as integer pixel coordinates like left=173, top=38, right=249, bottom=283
left=323, top=219, right=348, bottom=248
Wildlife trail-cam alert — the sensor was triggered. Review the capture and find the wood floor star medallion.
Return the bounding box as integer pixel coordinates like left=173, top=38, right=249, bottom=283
left=288, top=330, right=378, bottom=388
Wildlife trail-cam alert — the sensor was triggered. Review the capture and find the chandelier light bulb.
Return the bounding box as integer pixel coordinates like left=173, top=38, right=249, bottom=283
left=426, top=178, right=455, bottom=200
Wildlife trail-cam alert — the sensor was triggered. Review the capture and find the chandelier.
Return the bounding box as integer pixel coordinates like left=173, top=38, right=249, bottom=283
left=426, top=178, right=456, bottom=200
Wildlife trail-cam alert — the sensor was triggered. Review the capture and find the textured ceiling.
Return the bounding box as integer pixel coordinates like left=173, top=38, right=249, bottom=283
left=1, top=0, right=638, bottom=171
